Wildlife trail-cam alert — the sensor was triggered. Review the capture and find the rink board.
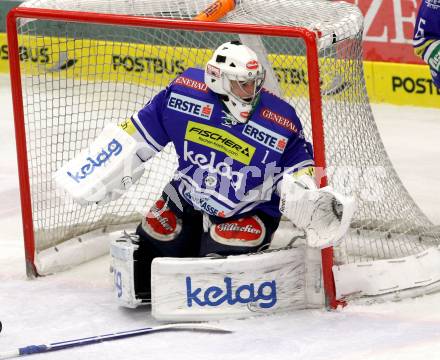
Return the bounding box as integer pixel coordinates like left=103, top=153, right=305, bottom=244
left=2, top=32, right=430, bottom=106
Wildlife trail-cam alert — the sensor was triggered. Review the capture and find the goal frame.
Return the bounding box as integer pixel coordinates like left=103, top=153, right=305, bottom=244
left=6, top=7, right=339, bottom=307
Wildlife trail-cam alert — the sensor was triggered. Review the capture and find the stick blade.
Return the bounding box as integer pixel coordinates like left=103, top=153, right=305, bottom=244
left=158, top=323, right=233, bottom=334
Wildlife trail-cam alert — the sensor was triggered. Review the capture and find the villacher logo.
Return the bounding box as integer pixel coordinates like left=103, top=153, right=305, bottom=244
left=216, top=223, right=262, bottom=235
left=246, top=60, right=259, bottom=70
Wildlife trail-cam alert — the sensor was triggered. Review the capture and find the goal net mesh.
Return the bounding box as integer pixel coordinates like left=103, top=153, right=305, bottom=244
left=13, top=0, right=440, bottom=273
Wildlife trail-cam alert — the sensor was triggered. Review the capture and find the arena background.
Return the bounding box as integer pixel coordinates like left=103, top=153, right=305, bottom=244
left=0, top=0, right=438, bottom=109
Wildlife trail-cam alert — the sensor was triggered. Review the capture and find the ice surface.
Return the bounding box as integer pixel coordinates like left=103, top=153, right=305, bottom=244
left=1, top=74, right=440, bottom=360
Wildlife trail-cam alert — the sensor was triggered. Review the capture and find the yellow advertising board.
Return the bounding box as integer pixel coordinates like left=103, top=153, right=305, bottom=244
left=1, top=32, right=438, bottom=108
left=0, top=33, right=211, bottom=87
left=368, top=61, right=440, bottom=108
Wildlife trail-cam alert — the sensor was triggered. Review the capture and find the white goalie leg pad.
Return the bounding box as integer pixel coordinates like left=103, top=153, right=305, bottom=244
left=151, top=246, right=324, bottom=321
left=280, top=174, right=356, bottom=249
left=110, top=234, right=143, bottom=308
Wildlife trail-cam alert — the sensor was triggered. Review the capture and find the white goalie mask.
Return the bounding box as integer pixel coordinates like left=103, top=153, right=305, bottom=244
left=205, top=41, right=266, bottom=124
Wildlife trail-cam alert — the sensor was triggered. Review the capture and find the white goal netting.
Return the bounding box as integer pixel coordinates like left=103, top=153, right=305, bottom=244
left=10, top=0, right=440, bottom=300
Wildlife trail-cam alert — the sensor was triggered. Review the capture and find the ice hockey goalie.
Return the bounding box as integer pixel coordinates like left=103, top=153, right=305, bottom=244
left=55, top=41, right=355, bottom=317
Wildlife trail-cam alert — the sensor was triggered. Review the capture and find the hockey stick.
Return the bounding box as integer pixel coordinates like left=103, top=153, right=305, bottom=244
left=193, top=0, right=236, bottom=21
left=194, top=1, right=351, bottom=98
left=321, top=74, right=352, bottom=96
left=0, top=323, right=232, bottom=359
left=193, top=0, right=281, bottom=97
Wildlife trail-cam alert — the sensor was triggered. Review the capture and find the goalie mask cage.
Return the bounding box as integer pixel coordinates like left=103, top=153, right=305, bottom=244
left=7, top=0, right=440, bottom=307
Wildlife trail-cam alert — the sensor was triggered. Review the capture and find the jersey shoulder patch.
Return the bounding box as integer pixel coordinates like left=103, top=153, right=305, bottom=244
left=172, top=68, right=209, bottom=93
left=257, top=91, right=302, bottom=135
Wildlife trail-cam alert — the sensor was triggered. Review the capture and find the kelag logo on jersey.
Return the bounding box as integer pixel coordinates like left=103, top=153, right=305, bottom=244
left=167, top=92, right=213, bottom=120
left=183, top=141, right=244, bottom=190
left=242, top=121, right=288, bottom=154
left=186, top=276, right=277, bottom=309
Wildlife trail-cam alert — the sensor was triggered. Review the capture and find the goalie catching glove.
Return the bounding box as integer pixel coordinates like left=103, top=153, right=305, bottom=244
left=54, top=124, right=154, bottom=205
left=279, top=173, right=355, bottom=249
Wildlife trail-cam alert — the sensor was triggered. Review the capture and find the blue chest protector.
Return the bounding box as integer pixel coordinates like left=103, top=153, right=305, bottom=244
left=130, top=68, right=314, bottom=218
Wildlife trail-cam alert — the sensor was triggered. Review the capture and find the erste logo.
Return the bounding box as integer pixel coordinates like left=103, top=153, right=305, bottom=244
left=242, top=121, right=288, bottom=154
left=183, top=190, right=230, bottom=218
left=167, top=92, right=214, bottom=120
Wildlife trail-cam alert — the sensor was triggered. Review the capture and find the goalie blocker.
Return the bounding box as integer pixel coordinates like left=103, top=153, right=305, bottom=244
left=54, top=124, right=153, bottom=205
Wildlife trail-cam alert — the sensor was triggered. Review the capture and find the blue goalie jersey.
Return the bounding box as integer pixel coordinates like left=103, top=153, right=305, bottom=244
left=414, top=0, right=440, bottom=88
left=125, top=68, right=314, bottom=218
